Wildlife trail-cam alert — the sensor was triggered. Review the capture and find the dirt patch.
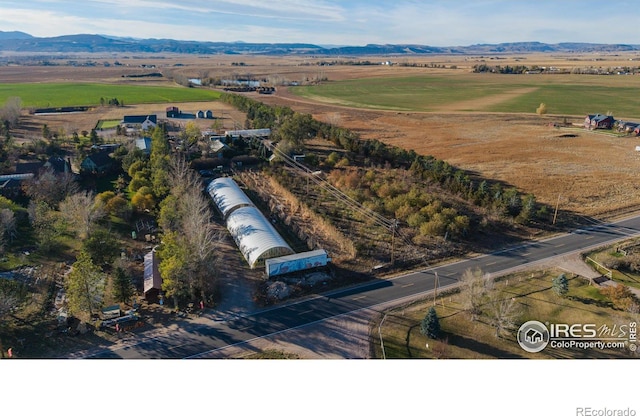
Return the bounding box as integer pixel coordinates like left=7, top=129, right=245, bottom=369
left=439, top=87, right=539, bottom=111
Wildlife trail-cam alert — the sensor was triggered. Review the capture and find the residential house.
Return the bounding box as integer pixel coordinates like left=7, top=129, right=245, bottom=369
left=80, top=150, right=114, bottom=174
left=122, top=115, right=157, bottom=132
left=584, top=114, right=614, bottom=130
left=44, top=156, right=72, bottom=174
left=15, top=161, right=44, bottom=175
left=210, top=139, right=228, bottom=159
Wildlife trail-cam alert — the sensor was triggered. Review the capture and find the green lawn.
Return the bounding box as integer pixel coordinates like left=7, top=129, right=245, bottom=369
left=96, top=119, right=122, bottom=129
left=0, top=83, right=222, bottom=108
left=293, top=74, right=640, bottom=118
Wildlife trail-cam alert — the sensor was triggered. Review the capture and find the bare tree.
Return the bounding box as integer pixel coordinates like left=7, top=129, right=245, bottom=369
left=23, top=168, right=79, bottom=208
left=0, top=97, right=22, bottom=128
left=458, top=268, right=493, bottom=321
left=59, top=191, right=105, bottom=239
left=157, top=155, right=222, bottom=305
left=487, top=292, right=521, bottom=338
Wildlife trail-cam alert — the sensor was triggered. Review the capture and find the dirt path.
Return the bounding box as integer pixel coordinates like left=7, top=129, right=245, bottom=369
left=438, top=87, right=539, bottom=111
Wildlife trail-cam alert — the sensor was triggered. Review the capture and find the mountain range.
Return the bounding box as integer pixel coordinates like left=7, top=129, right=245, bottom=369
left=1, top=31, right=639, bottom=55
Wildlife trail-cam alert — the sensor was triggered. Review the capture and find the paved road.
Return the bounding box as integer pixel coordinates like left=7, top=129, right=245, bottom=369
left=74, top=214, right=640, bottom=359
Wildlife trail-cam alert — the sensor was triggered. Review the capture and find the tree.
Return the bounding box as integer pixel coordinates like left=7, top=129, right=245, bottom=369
left=41, top=124, right=51, bottom=139
left=59, top=191, right=105, bottom=240
left=82, top=228, right=120, bottom=267
left=420, top=307, right=441, bottom=339
left=0, top=97, right=22, bottom=128
left=65, top=251, right=105, bottom=317
left=552, top=273, right=569, bottom=297
left=459, top=268, right=493, bottom=321
left=536, top=103, right=547, bottom=115
left=89, top=129, right=101, bottom=145
left=158, top=230, right=189, bottom=308
left=23, top=167, right=79, bottom=208
left=112, top=265, right=134, bottom=304
left=0, top=208, right=16, bottom=253
left=488, top=292, right=521, bottom=338
left=601, top=284, right=639, bottom=311
left=27, top=200, right=60, bottom=252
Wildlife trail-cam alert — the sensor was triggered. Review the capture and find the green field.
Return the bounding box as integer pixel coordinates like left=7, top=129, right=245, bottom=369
left=96, top=119, right=121, bottom=129
left=293, top=74, right=640, bottom=118
left=0, top=82, right=222, bottom=108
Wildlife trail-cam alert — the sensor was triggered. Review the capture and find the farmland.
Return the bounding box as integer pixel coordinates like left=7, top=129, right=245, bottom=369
left=292, top=73, right=640, bottom=117
left=0, top=82, right=222, bottom=108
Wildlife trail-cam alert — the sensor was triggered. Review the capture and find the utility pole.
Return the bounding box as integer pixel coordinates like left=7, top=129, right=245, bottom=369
left=553, top=193, right=561, bottom=225
left=390, top=219, right=399, bottom=265
left=433, top=271, right=439, bottom=307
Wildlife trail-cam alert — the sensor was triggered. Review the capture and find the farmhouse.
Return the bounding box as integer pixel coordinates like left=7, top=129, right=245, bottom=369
left=44, top=156, right=72, bottom=174
left=616, top=120, right=640, bottom=133
left=122, top=115, right=157, bottom=131
left=210, top=139, right=228, bottom=158
left=584, top=114, right=614, bottom=130
left=80, top=150, right=114, bottom=174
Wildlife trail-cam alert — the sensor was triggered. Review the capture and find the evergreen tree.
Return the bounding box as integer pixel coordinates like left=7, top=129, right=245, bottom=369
left=420, top=307, right=441, bottom=339
left=552, top=273, right=569, bottom=297
left=112, top=266, right=134, bottom=304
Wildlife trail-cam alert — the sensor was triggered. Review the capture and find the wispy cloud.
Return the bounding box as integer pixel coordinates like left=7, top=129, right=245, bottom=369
left=1, top=0, right=639, bottom=45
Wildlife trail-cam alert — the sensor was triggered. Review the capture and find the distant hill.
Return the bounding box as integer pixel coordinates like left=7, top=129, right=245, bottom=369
left=0, top=30, right=33, bottom=40
left=0, top=33, right=638, bottom=55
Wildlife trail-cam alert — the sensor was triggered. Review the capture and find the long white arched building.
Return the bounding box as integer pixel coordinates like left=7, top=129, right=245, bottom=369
left=207, top=177, right=294, bottom=268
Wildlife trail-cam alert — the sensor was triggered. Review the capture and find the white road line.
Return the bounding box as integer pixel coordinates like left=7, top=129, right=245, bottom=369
left=401, top=283, right=414, bottom=288
left=352, top=295, right=367, bottom=301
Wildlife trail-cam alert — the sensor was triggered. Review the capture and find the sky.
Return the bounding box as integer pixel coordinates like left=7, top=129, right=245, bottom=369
left=1, top=0, right=639, bottom=46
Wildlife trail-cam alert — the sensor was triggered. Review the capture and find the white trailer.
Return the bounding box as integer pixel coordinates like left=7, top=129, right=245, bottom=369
left=265, top=249, right=331, bottom=278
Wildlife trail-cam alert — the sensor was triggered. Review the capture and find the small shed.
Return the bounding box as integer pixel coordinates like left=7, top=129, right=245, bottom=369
left=143, top=250, right=162, bottom=302
left=205, top=110, right=214, bottom=119
left=196, top=110, right=205, bottom=119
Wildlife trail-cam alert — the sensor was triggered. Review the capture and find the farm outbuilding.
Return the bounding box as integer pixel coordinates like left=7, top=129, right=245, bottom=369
left=206, top=177, right=254, bottom=219
left=225, top=206, right=294, bottom=268
left=265, top=249, right=331, bottom=278
left=143, top=250, right=162, bottom=302
left=208, top=177, right=293, bottom=268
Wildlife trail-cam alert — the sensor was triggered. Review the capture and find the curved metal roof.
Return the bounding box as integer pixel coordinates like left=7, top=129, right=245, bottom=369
left=207, top=177, right=254, bottom=219
left=225, top=206, right=293, bottom=268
